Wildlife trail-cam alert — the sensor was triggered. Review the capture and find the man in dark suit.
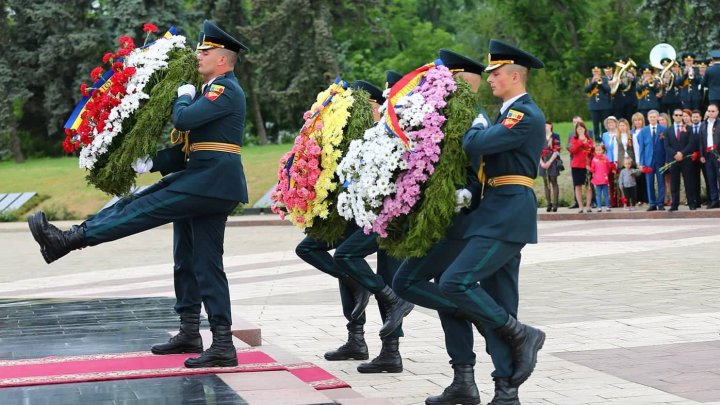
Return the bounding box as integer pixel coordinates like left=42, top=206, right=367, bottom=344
left=295, top=78, right=409, bottom=375
left=637, top=109, right=667, bottom=210
left=393, top=39, right=546, bottom=405
left=699, top=104, right=720, bottom=208
left=585, top=64, right=612, bottom=141
left=664, top=108, right=698, bottom=210
left=701, top=51, right=720, bottom=107
left=28, top=20, right=248, bottom=368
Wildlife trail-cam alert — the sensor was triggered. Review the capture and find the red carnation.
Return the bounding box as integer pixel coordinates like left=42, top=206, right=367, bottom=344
left=143, top=23, right=158, bottom=33
left=64, top=128, right=74, bottom=136
left=90, top=67, right=104, bottom=81
left=116, top=48, right=131, bottom=57
left=80, top=83, right=89, bottom=97
left=692, top=151, right=700, bottom=161
left=706, top=145, right=717, bottom=152
left=118, top=35, right=135, bottom=49
left=641, top=166, right=653, bottom=174
left=102, top=52, right=115, bottom=64
left=112, top=61, right=124, bottom=72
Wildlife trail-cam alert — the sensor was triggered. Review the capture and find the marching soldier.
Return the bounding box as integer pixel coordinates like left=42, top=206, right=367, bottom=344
left=585, top=64, right=612, bottom=141
left=393, top=40, right=546, bottom=405
left=296, top=76, right=409, bottom=374
left=28, top=20, right=250, bottom=368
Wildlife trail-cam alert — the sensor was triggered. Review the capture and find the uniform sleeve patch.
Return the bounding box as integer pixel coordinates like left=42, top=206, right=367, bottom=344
left=205, top=84, right=225, bottom=101
left=501, top=109, right=524, bottom=129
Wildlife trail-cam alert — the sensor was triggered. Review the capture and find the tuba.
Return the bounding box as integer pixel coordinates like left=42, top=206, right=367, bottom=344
left=611, top=58, right=637, bottom=95
left=650, top=43, right=677, bottom=92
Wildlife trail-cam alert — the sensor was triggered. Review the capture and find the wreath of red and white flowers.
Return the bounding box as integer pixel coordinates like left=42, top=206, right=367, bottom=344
left=63, top=23, right=186, bottom=169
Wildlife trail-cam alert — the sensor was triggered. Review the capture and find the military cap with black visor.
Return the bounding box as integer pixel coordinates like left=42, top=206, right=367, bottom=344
left=438, top=49, right=486, bottom=74
left=385, top=70, right=403, bottom=89
left=351, top=80, right=385, bottom=104
left=485, top=39, right=544, bottom=71
left=197, top=19, right=249, bottom=53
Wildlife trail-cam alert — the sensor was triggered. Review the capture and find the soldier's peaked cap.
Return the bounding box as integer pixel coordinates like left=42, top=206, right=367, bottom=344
left=486, top=39, right=544, bottom=71
left=197, top=20, right=249, bottom=53
left=351, top=80, right=385, bottom=104
left=438, top=49, right=486, bottom=75
left=385, top=70, right=403, bottom=88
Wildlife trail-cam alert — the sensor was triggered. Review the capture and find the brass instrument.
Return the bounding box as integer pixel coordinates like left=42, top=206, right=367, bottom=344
left=649, top=43, right=677, bottom=92
left=611, top=58, right=637, bottom=95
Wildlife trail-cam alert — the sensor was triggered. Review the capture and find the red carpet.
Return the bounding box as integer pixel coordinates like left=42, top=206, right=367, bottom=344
left=285, top=362, right=351, bottom=390
left=0, top=350, right=349, bottom=390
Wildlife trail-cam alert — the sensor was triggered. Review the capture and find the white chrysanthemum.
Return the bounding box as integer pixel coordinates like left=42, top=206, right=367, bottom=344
left=79, top=35, right=186, bottom=169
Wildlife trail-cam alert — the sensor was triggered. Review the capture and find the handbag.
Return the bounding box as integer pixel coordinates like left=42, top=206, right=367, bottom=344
left=556, top=158, right=565, bottom=171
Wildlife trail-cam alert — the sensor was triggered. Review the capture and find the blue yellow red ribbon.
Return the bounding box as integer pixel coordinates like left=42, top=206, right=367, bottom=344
left=383, top=59, right=443, bottom=148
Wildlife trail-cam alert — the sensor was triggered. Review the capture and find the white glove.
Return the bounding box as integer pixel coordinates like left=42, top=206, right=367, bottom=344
left=177, top=84, right=196, bottom=99
left=455, top=188, right=472, bottom=212
left=131, top=156, right=153, bottom=174
left=471, top=113, right=488, bottom=130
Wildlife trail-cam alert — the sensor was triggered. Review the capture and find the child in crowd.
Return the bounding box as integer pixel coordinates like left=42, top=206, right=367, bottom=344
left=590, top=143, right=612, bottom=212
left=618, top=156, right=641, bottom=210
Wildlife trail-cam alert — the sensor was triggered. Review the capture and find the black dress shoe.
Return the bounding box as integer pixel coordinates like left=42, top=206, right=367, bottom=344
left=710, top=202, right=720, bottom=209
left=658, top=206, right=665, bottom=211
left=646, top=206, right=657, bottom=212
left=668, top=206, right=678, bottom=212
left=690, top=206, right=697, bottom=210
left=569, top=203, right=579, bottom=209
left=546, top=206, right=552, bottom=212
left=552, top=206, right=557, bottom=212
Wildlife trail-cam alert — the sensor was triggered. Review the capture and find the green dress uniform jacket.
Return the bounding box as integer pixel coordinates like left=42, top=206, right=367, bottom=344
left=461, top=94, right=545, bottom=244
left=152, top=71, right=248, bottom=203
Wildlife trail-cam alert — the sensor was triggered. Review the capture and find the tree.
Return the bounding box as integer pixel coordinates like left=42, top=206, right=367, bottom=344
left=641, top=0, right=720, bottom=55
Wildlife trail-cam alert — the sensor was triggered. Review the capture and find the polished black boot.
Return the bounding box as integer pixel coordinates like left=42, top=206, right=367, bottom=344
left=151, top=313, right=203, bottom=355
left=324, top=324, right=369, bottom=360
left=488, top=377, right=520, bottom=405
left=377, top=286, right=414, bottom=338
left=357, top=336, right=402, bottom=373
left=425, top=364, right=480, bottom=405
left=28, top=211, right=87, bottom=264
left=184, top=325, right=238, bottom=368
left=496, top=315, right=545, bottom=386
left=342, top=275, right=371, bottom=320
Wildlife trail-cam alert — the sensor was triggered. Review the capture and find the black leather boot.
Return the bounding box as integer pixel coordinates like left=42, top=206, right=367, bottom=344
left=324, top=324, right=369, bottom=361
left=357, top=336, right=402, bottom=373
left=342, top=275, right=371, bottom=320
left=151, top=313, right=203, bottom=355
left=425, top=364, right=480, bottom=405
left=488, top=377, right=520, bottom=405
left=184, top=325, right=237, bottom=368
left=496, top=315, right=545, bottom=386
left=28, top=211, right=87, bottom=264
left=376, top=286, right=414, bottom=338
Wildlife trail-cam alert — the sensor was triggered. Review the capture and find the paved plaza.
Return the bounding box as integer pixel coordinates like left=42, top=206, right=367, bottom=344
left=1, top=213, right=719, bottom=404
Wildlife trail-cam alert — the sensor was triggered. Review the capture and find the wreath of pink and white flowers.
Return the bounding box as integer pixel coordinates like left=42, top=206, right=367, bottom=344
left=336, top=64, right=456, bottom=235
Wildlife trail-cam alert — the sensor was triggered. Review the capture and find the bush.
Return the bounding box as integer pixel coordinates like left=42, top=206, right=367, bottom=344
left=43, top=204, right=75, bottom=221
left=0, top=210, right=20, bottom=222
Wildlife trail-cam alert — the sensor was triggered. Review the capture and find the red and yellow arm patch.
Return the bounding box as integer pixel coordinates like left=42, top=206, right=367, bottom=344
left=501, top=109, right=524, bottom=129
left=205, top=84, right=225, bottom=101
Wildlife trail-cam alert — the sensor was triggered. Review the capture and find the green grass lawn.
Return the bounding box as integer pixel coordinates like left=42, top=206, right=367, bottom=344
left=0, top=143, right=291, bottom=219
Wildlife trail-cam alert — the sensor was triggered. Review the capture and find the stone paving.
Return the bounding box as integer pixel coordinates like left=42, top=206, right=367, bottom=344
left=1, top=213, right=720, bottom=404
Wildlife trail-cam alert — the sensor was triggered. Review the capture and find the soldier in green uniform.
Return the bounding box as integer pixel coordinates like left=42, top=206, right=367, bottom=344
left=295, top=76, right=409, bottom=374
left=27, top=20, right=248, bottom=369
left=392, top=40, right=546, bottom=405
